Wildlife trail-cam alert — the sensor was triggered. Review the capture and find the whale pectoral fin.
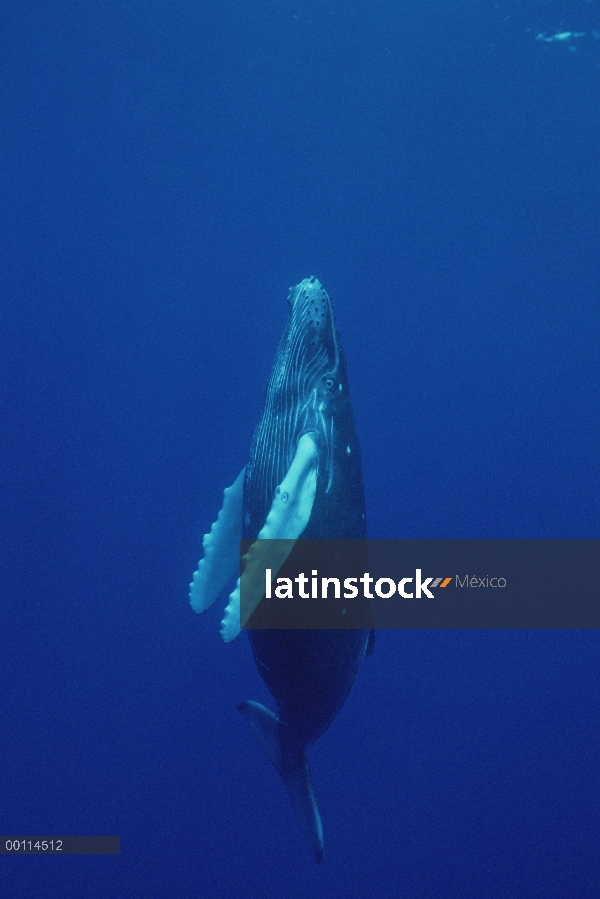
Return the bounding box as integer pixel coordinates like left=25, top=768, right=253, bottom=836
left=220, top=433, right=319, bottom=642
left=238, top=700, right=324, bottom=864
left=189, top=468, right=245, bottom=614
left=257, top=431, right=319, bottom=540
left=220, top=539, right=295, bottom=643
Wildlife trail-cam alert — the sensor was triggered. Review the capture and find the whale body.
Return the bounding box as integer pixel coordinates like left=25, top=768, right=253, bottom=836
left=189, top=277, right=373, bottom=862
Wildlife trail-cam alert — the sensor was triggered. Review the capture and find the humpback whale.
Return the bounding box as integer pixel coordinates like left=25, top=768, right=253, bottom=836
left=189, top=276, right=373, bottom=862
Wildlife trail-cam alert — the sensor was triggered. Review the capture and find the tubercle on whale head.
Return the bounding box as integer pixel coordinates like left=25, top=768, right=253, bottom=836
left=288, top=277, right=329, bottom=325
left=285, top=276, right=340, bottom=373
left=288, top=276, right=339, bottom=326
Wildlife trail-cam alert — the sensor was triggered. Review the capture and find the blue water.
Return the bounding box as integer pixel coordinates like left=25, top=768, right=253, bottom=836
left=2, top=1, right=599, bottom=896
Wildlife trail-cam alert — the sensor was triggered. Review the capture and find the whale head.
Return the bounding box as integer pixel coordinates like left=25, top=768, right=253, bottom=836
left=243, top=277, right=352, bottom=537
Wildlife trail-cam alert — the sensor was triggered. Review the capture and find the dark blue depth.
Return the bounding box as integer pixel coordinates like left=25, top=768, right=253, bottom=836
left=1, top=1, right=599, bottom=897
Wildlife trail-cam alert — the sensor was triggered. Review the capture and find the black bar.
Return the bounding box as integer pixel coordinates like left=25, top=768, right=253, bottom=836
left=241, top=539, right=600, bottom=629
left=0, top=837, right=120, bottom=854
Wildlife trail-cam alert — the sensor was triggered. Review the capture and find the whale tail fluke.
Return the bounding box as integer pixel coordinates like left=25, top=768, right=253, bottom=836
left=238, top=700, right=324, bottom=863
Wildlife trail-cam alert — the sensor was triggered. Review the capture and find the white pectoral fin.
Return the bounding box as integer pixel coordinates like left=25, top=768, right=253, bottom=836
left=220, top=433, right=319, bottom=643
left=189, top=468, right=245, bottom=614
left=220, top=538, right=295, bottom=643
left=258, top=432, right=319, bottom=541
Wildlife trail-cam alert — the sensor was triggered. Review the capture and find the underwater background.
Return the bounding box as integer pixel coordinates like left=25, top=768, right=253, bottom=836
left=2, top=1, right=599, bottom=896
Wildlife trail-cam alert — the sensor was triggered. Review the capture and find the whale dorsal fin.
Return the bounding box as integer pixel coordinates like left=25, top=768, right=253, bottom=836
left=220, top=433, right=319, bottom=642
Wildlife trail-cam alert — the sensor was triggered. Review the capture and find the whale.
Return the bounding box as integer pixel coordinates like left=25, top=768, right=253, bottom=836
left=189, top=276, right=373, bottom=862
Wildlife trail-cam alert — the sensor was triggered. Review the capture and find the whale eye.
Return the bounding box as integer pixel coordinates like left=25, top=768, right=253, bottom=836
left=324, top=376, right=335, bottom=391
